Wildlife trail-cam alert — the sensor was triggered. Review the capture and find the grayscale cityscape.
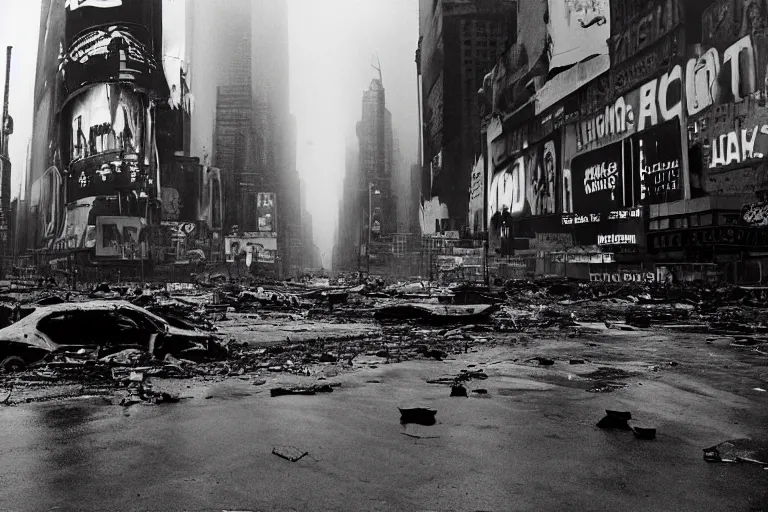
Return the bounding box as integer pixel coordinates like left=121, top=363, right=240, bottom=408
left=0, top=1, right=766, bottom=510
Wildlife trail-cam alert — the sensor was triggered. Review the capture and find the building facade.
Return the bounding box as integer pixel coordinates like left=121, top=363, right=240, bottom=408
left=22, top=0, right=305, bottom=278
left=418, top=0, right=517, bottom=235
left=480, top=0, right=768, bottom=285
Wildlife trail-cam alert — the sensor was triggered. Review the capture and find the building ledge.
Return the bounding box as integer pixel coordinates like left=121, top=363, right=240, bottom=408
left=649, top=196, right=745, bottom=218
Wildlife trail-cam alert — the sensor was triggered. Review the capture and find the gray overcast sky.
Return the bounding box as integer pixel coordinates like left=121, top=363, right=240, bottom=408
left=0, top=0, right=419, bottom=267
left=288, top=0, right=419, bottom=265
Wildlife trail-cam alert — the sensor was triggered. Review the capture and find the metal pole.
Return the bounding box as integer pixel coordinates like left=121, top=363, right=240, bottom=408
left=367, top=182, right=372, bottom=273
left=1, top=46, right=11, bottom=157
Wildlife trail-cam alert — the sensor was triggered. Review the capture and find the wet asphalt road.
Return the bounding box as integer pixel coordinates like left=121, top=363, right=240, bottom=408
left=0, top=339, right=767, bottom=512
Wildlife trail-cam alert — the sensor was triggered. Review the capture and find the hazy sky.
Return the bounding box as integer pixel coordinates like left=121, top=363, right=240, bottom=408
left=0, top=0, right=419, bottom=268
left=0, top=0, right=42, bottom=198
left=288, top=0, right=419, bottom=265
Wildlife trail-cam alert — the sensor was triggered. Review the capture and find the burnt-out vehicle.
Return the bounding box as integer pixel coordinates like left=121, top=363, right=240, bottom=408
left=0, top=301, right=225, bottom=372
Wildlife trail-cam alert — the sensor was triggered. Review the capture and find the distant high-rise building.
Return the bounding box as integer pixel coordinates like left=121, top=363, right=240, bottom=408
left=418, top=0, right=517, bottom=233
left=357, top=78, right=394, bottom=244
left=333, top=145, right=361, bottom=271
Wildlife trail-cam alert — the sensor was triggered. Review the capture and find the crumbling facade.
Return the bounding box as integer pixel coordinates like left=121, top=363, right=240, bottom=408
left=480, top=0, right=768, bottom=285
left=418, top=0, right=517, bottom=234
left=21, top=0, right=308, bottom=278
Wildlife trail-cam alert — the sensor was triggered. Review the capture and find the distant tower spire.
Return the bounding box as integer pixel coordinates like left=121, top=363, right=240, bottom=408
left=371, top=54, right=382, bottom=86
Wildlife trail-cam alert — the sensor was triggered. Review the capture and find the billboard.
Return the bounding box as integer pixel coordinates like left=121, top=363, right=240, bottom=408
left=224, top=236, right=277, bottom=264
left=54, top=197, right=96, bottom=250
left=634, top=120, right=683, bottom=204
left=547, top=0, right=611, bottom=71
left=66, top=84, right=146, bottom=164
left=570, top=141, right=627, bottom=214
left=488, top=132, right=561, bottom=223
left=468, top=156, right=485, bottom=234
left=257, top=192, right=276, bottom=232
left=62, top=0, right=165, bottom=99
left=95, top=216, right=146, bottom=259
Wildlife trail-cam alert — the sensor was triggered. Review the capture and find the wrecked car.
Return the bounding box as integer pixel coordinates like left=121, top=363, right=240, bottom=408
left=0, top=300, right=225, bottom=372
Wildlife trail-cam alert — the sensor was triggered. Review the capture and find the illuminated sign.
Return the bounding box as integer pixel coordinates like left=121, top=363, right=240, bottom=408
left=636, top=120, right=683, bottom=204
left=597, top=234, right=637, bottom=245
left=589, top=271, right=659, bottom=283
left=68, top=84, right=145, bottom=163
left=561, top=208, right=641, bottom=225
left=571, top=141, right=626, bottom=213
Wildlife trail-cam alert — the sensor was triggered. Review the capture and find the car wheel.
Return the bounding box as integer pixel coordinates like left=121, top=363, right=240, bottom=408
left=0, top=356, right=27, bottom=373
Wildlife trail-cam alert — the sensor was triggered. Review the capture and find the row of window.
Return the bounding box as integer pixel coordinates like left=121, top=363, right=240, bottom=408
left=649, top=212, right=742, bottom=231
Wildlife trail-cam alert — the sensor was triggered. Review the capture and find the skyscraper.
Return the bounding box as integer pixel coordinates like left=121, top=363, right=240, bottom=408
left=418, top=0, right=517, bottom=233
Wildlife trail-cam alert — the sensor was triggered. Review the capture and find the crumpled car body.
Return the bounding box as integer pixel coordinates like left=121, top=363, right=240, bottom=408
left=0, top=300, right=224, bottom=371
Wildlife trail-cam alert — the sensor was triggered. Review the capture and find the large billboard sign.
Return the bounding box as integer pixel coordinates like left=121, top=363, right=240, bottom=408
left=547, top=0, right=610, bottom=71
left=257, top=193, right=276, bottom=232
left=635, top=120, right=683, bottom=204
left=570, top=141, right=627, bottom=214
left=570, top=119, right=683, bottom=214
left=225, top=236, right=277, bottom=264
left=487, top=132, right=561, bottom=224
left=67, top=84, right=146, bottom=165
left=95, top=215, right=146, bottom=259
left=62, top=0, right=164, bottom=99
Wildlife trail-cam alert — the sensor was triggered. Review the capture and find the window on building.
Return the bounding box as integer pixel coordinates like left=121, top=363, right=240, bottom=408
left=700, top=213, right=714, bottom=226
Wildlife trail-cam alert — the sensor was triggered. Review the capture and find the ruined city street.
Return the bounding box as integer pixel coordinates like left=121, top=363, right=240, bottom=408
left=0, top=284, right=766, bottom=512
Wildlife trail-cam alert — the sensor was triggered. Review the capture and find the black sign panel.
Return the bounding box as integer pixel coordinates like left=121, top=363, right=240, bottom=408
left=649, top=226, right=768, bottom=253
left=62, top=0, right=165, bottom=99
left=633, top=120, right=683, bottom=204
left=570, top=141, right=628, bottom=214
left=65, top=0, right=159, bottom=50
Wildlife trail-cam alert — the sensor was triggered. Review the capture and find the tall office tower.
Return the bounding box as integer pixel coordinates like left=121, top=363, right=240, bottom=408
left=418, top=0, right=517, bottom=232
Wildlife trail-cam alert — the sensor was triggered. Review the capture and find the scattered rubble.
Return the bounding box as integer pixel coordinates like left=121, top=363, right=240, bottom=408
left=704, top=439, right=768, bottom=466
left=270, top=384, right=335, bottom=397
left=596, top=410, right=633, bottom=431
left=399, top=407, right=437, bottom=426
left=0, top=276, right=766, bottom=406
left=272, top=445, right=308, bottom=462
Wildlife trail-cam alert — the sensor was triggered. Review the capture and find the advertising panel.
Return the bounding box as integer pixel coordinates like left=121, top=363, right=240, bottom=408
left=95, top=216, right=145, bottom=259
left=487, top=131, right=561, bottom=224
left=469, top=156, right=485, bottom=234
left=633, top=120, right=684, bottom=204
left=547, top=0, right=611, bottom=71
left=67, top=84, right=145, bottom=164
left=257, top=193, right=276, bottom=232
left=225, top=236, right=277, bottom=264
left=685, top=13, right=768, bottom=185
left=570, top=141, right=627, bottom=214
left=62, top=0, right=164, bottom=98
